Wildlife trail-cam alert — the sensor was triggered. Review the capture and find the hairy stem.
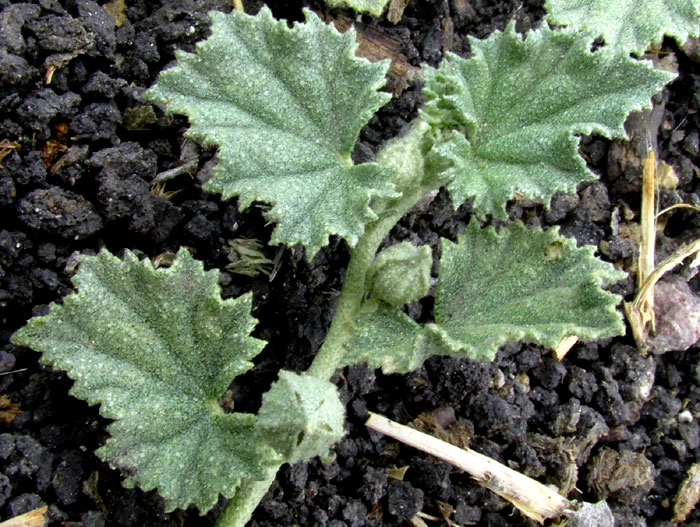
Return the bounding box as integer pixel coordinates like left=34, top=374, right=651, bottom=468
left=216, top=468, right=278, bottom=527
left=306, top=184, right=435, bottom=381
left=215, top=186, right=432, bottom=527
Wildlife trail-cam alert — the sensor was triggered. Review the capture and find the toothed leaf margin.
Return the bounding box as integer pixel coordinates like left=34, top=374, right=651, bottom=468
left=12, top=248, right=279, bottom=513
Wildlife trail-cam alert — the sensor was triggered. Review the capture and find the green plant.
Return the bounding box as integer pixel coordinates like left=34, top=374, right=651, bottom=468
left=11, top=3, right=695, bottom=526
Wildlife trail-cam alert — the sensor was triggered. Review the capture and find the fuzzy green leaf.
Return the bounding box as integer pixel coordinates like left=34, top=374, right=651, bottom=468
left=342, top=301, right=429, bottom=374
left=325, top=0, right=390, bottom=17
left=256, top=371, right=346, bottom=464
left=545, top=0, right=700, bottom=56
left=376, top=120, right=429, bottom=195
left=11, top=249, right=279, bottom=513
left=429, top=221, right=626, bottom=361
left=146, top=8, right=394, bottom=258
left=367, top=242, right=433, bottom=306
left=422, top=24, right=674, bottom=219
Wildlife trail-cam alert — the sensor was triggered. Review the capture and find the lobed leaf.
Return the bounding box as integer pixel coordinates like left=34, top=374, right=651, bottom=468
left=146, top=8, right=395, bottom=258
left=429, top=221, right=626, bottom=361
left=422, top=23, right=674, bottom=219
left=545, top=0, right=700, bottom=56
left=12, top=249, right=279, bottom=513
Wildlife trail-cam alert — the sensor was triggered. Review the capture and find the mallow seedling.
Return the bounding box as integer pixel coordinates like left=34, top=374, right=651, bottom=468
left=12, top=2, right=695, bottom=526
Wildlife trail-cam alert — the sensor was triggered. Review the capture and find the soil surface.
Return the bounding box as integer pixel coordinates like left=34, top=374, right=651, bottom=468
left=1, top=0, right=700, bottom=526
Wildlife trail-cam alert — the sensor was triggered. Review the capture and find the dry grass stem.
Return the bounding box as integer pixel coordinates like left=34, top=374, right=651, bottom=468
left=638, top=151, right=657, bottom=329
left=366, top=412, right=570, bottom=523
left=623, top=150, right=700, bottom=351
left=656, top=203, right=700, bottom=218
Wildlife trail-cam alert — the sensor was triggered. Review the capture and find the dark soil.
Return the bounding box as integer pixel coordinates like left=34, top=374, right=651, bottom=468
left=1, top=1, right=699, bottom=526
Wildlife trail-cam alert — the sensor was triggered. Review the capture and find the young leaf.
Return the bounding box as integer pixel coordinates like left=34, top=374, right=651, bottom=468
left=256, top=370, right=346, bottom=464
left=145, top=8, right=395, bottom=258
left=367, top=242, right=432, bottom=306
left=11, top=249, right=279, bottom=513
left=422, top=24, right=674, bottom=220
left=428, top=221, right=626, bottom=361
left=545, top=0, right=700, bottom=56
left=341, top=300, right=429, bottom=374
left=376, top=120, right=429, bottom=195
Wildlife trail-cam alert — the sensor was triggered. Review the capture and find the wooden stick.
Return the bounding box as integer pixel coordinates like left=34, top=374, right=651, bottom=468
left=366, top=412, right=570, bottom=523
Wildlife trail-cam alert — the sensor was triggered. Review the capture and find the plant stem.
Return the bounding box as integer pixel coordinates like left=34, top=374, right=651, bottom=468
left=216, top=187, right=431, bottom=527
left=305, top=185, right=433, bottom=381
left=215, top=467, right=278, bottom=527
left=217, top=166, right=439, bottom=527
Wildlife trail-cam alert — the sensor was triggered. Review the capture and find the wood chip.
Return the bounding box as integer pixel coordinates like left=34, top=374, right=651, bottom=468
left=553, top=336, right=579, bottom=361
left=0, top=507, right=48, bottom=527
left=328, top=15, right=422, bottom=95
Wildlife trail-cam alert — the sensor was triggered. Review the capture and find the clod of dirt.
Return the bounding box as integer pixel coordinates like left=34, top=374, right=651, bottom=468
left=17, top=89, right=81, bottom=141
left=386, top=479, right=424, bottom=520
left=586, top=447, right=656, bottom=504
left=26, top=15, right=92, bottom=53
left=75, top=0, right=117, bottom=59
left=648, top=277, right=700, bottom=354
left=17, top=187, right=102, bottom=240
left=682, top=37, right=700, bottom=62
left=0, top=4, right=41, bottom=55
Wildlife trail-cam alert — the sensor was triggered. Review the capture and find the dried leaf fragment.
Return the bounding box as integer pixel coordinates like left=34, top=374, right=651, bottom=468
left=673, top=463, right=700, bottom=523
left=0, top=395, right=21, bottom=424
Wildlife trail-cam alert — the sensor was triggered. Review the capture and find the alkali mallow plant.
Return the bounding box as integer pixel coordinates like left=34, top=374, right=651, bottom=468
left=11, top=1, right=700, bottom=526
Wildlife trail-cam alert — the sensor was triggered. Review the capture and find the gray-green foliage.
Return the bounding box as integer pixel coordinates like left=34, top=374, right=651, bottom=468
left=367, top=242, right=432, bottom=306
left=11, top=4, right=684, bottom=527
left=324, top=0, right=391, bottom=16
left=341, top=300, right=429, bottom=374
left=11, top=249, right=278, bottom=513
left=545, top=0, right=700, bottom=56
left=146, top=8, right=394, bottom=258
left=256, top=371, right=346, bottom=463
left=428, top=221, right=626, bottom=361
left=422, top=23, right=674, bottom=219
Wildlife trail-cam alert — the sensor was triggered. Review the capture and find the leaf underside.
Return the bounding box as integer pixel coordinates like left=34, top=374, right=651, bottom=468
left=545, top=0, right=700, bottom=56
left=12, top=249, right=277, bottom=513
left=422, top=23, right=674, bottom=219
left=429, top=221, right=626, bottom=361
left=146, top=8, right=394, bottom=258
